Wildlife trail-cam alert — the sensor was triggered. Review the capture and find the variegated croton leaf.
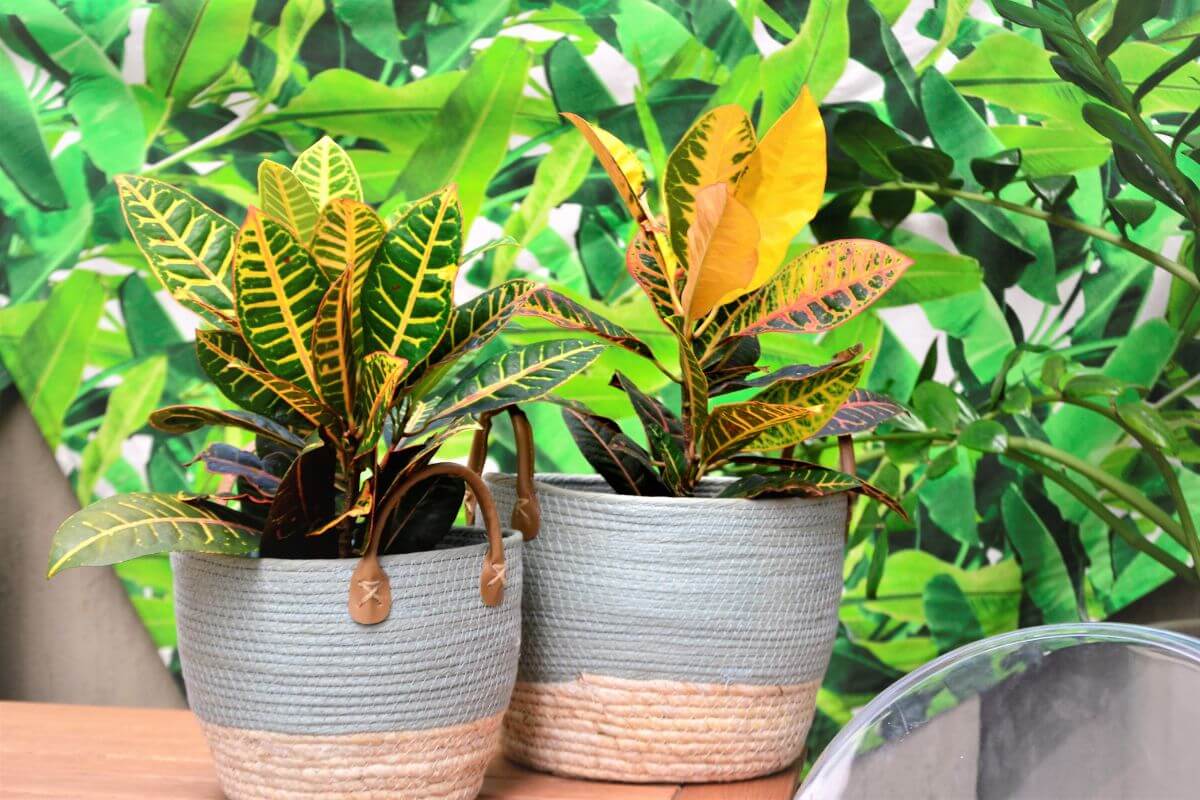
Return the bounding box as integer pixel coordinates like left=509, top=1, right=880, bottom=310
left=354, top=352, right=410, bottom=453
left=149, top=405, right=306, bottom=448
left=258, top=159, right=318, bottom=243
left=699, top=401, right=816, bottom=469
left=115, top=174, right=237, bottom=327
left=291, top=135, right=363, bottom=211
left=520, top=287, right=656, bottom=360
left=47, top=492, right=259, bottom=577
left=700, top=239, right=913, bottom=352
left=561, top=405, right=671, bottom=496
left=362, top=186, right=460, bottom=367
left=421, top=279, right=538, bottom=374
left=234, top=208, right=329, bottom=393
left=814, top=389, right=906, bottom=437
left=426, top=339, right=605, bottom=429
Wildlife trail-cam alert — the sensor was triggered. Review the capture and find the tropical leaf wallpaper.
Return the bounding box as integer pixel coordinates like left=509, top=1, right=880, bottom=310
left=1, top=0, right=1197, bottom=760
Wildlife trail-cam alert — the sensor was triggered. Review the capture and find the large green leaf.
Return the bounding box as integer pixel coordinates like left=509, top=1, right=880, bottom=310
left=760, top=0, right=849, bottom=123
left=16, top=0, right=144, bottom=174
left=492, top=130, right=594, bottom=283
left=0, top=271, right=105, bottom=448
left=395, top=37, right=530, bottom=225
left=1001, top=487, right=1080, bottom=623
left=332, top=0, right=404, bottom=61
left=116, top=175, right=237, bottom=327
left=234, top=209, right=329, bottom=392
left=362, top=187, right=461, bottom=366
left=47, top=493, right=259, bottom=577
left=428, top=339, right=605, bottom=425
left=144, top=0, right=253, bottom=106
left=76, top=356, right=168, bottom=504
left=0, top=47, right=66, bottom=210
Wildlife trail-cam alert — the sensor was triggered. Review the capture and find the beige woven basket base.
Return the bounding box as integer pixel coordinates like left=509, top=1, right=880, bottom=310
left=503, top=674, right=820, bottom=783
left=200, top=712, right=501, bottom=799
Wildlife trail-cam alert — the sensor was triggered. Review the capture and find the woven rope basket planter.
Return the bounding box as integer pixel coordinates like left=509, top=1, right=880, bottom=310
left=488, top=474, right=846, bottom=783
left=172, top=527, right=523, bottom=800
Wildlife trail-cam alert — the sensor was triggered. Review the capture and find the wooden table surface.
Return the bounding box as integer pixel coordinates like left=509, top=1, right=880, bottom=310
left=0, top=702, right=800, bottom=799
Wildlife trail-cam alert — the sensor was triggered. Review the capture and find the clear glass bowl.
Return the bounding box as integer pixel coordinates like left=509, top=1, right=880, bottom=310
left=798, top=623, right=1200, bottom=800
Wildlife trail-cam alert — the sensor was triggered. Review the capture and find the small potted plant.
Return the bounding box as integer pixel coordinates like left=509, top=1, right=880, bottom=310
left=46, top=139, right=602, bottom=800
left=481, top=91, right=911, bottom=782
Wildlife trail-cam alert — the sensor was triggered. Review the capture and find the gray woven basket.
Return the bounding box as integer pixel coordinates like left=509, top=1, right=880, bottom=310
left=487, top=474, right=846, bottom=783
left=172, top=528, right=523, bottom=800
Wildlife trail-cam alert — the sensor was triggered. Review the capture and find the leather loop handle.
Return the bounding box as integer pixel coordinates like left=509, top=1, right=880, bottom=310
left=350, top=463, right=507, bottom=623
left=466, top=407, right=540, bottom=541
left=837, top=435, right=857, bottom=541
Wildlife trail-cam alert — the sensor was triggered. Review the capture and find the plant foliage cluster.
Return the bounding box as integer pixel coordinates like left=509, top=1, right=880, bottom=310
left=2, top=0, right=1197, bottom=759
left=47, top=138, right=601, bottom=576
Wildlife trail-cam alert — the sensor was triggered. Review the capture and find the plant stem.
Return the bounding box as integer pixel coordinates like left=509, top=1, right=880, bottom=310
left=1154, top=373, right=1199, bottom=408
left=1057, top=396, right=1200, bottom=570
left=876, top=181, right=1199, bottom=291
left=1005, top=450, right=1197, bottom=583
left=1008, top=435, right=1189, bottom=548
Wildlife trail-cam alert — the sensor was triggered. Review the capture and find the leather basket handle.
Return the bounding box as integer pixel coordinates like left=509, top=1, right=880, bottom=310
left=349, top=462, right=508, bottom=624
left=465, top=407, right=540, bottom=541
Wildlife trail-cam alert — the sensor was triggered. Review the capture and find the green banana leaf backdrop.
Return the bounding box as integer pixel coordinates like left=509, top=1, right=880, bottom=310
left=2, top=0, right=1197, bottom=760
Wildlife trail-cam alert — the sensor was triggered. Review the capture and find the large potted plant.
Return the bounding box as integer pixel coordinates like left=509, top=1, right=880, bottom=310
left=480, top=91, right=912, bottom=782
left=46, top=139, right=602, bottom=799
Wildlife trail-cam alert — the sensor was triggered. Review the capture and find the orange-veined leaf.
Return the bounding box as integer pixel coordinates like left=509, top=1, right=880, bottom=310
left=663, top=104, right=757, bottom=277
left=813, top=389, right=905, bottom=437
left=561, top=405, right=671, bottom=496
left=258, top=160, right=319, bottom=243
left=704, top=239, right=913, bottom=347
left=362, top=187, right=460, bottom=366
left=734, top=86, right=827, bottom=287
left=47, top=492, right=260, bottom=577
left=354, top=351, right=409, bottom=452
left=115, top=174, right=237, bottom=327
left=681, top=183, right=759, bottom=320
left=311, top=269, right=356, bottom=420
left=520, top=287, right=656, bottom=360
left=627, top=229, right=683, bottom=329
left=699, top=401, right=815, bottom=467
left=291, top=135, right=362, bottom=211
left=234, top=209, right=328, bottom=392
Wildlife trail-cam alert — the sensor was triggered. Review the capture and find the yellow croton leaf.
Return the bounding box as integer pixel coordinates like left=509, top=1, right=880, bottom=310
left=663, top=104, right=758, bottom=277
left=735, top=86, right=827, bottom=289
left=681, top=183, right=759, bottom=321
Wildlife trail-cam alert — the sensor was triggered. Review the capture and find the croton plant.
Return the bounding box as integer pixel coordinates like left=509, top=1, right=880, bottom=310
left=522, top=89, right=910, bottom=510
left=47, top=138, right=602, bottom=576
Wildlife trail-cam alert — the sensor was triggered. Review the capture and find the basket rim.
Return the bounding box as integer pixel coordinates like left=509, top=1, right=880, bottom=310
left=486, top=472, right=848, bottom=509
left=173, top=527, right=523, bottom=572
